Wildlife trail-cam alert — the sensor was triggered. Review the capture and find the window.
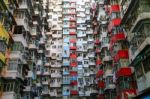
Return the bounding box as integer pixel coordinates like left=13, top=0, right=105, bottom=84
left=78, top=61, right=82, bottom=65
left=143, top=56, right=150, bottom=73
left=52, top=45, right=56, bottom=49
left=119, top=59, right=129, bottom=68
left=84, top=61, right=88, bottom=64
left=3, top=82, right=15, bottom=92
left=12, top=42, right=24, bottom=51
left=0, top=40, right=7, bottom=52
left=51, top=69, right=55, bottom=73
left=135, top=63, right=144, bottom=78
left=8, top=59, right=18, bottom=70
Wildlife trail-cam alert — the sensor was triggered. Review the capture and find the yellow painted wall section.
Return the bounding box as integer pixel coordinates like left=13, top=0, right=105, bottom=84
left=0, top=23, right=10, bottom=44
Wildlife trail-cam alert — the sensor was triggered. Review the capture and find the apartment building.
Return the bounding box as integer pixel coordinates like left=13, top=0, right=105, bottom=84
left=95, top=0, right=150, bottom=99
left=120, top=0, right=150, bottom=98
left=0, top=0, right=150, bottom=99
left=47, top=0, right=63, bottom=98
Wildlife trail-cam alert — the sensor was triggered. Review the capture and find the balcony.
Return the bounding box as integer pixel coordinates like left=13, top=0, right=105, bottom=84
left=88, top=52, right=95, bottom=58
left=36, top=69, right=43, bottom=75
left=13, top=34, right=27, bottom=48
left=69, top=24, right=76, bottom=28
left=36, top=59, right=42, bottom=66
left=86, top=30, right=93, bottom=34
left=87, top=43, right=94, bottom=50
left=63, top=91, right=70, bottom=96
left=42, top=80, right=49, bottom=85
left=28, top=43, right=37, bottom=49
left=49, top=91, right=57, bottom=96
left=63, top=79, right=70, bottom=84
left=63, top=37, right=70, bottom=43
left=23, top=86, right=31, bottom=92
left=114, top=50, right=129, bottom=62
left=70, top=71, right=77, bottom=76
left=70, top=81, right=78, bottom=86
left=50, top=82, right=61, bottom=87
left=111, top=33, right=126, bottom=45
left=44, top=62, right=50, bottom=67
left=70, top=53, right=77, bottom=59
left=70, top=46, right=77, bottom=50
left=70, top=90, right=78, bottom=95
left=69, top=31, right=76, bottom=35
left=102, top=56, right=112, bottom=62
left=63, top=52, right=70, bottom=58
left=89, top=60, right=95, bottom=66
left=95, top=48, right=101, bottom=53
left=63, top=10, right=76, bottom=15
left=2, top=92, right=21, bottom=99
left=96, top=70, right=104, bottom=78
left=70, top=18, right=76, bottom=21
left=77, top=32, right=86, bottom=37
left=110, top=5, right=120, bottom=14
left=15, top=17, right=29, bottom=31
left=70, top=38, right=76, bottom=43
left=85, top=90, right=91, bottom=96
left=121, top=0, right=150, bottom=28
left=108, top=18, right=121, bottom=32
left=98, top=81, right=105, bottom=88
left=105, top=75, right=116, bottom=90
left=77, top=18, right=86, bottom=24
left=37, top=49, right=44, bottom=54
left=50, top=53, right=57, bottom=59
left=38, top=38, right=45, bottom=45
left=41, top=89, right=49, bottom=95
left=63, top=30, right=69, bottom=34
left=95, top=39, right=100, bottom=45
left=96, top=59, right=102, bottom=65
left=129, top=24, right=150, bottom=61
left=9, top=51, right=26, bottom=63
left=51, top=73, right=61, bottom=78
left=70, top=76, right=77, bottom=81
left=6, top=60, right=24, bottom=80
left=63, top=61, right=70, bottom=66
left=63, top=71, right=69, bottom=75
left=70, top=62, right=77, bottom=67
left=120, top=89, right=137, bottom=99
left=116, top=67, right=133, bottom=79
left=63, top=4, right=76, bottom=9
left=43, top=70, right=50, bottom=76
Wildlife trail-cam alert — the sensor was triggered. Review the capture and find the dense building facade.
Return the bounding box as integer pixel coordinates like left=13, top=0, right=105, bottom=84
left=0, top=0, right=150, bottom=99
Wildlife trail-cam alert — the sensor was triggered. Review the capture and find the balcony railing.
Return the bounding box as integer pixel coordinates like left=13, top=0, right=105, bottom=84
left=116, top=67, right=133, bottom=79
left=114, top=50, right=129, bottom=62
left=70, top=90, right=78, bottom=95
left=110, top=5, right=120, bottom=14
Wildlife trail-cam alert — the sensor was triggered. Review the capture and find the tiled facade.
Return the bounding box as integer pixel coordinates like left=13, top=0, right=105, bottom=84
left=0, top=0, right=150, bottom=99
